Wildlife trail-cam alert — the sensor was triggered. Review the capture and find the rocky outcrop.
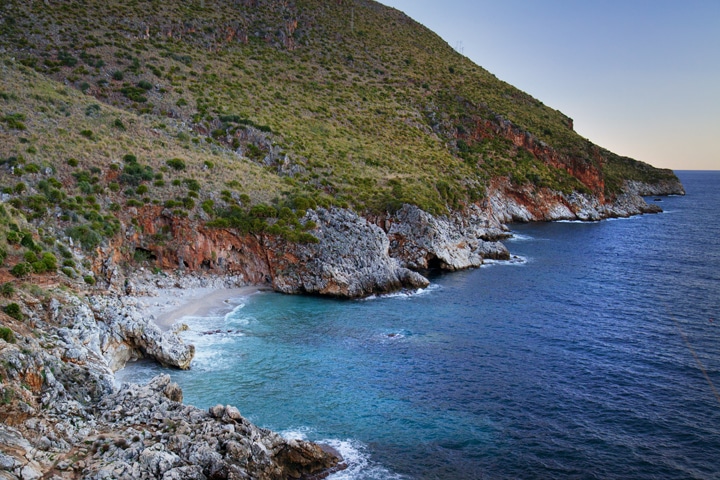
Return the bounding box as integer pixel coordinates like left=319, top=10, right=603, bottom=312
left=381, top=204, right=510, bottom=271
left=267, top=208, right=429, bottom=297
left=487, top=177, right=669, bottom=223
left=0, top=374, right=339, bottom=480
left=45, top=293, right=194, bottom=372
left=86, top=376, right=339, bottom=480
left=624, top=179, right=686, bottom=197
left=0, top=291, right=339, bottom=480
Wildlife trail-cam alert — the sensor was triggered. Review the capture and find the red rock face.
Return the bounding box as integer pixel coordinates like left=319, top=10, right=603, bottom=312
left=123, top=207, right=271, bottom=284
left=472, top=118, right=606, bottom=198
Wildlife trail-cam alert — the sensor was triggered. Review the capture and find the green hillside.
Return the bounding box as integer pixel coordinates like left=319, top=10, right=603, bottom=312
left=0, top=0, right=679, bottom=281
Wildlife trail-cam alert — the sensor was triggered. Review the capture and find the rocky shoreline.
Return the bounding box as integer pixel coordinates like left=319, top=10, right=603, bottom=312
left=0, top=272, right=344, bottom=479
left=0, top=179, right=684, bottom=479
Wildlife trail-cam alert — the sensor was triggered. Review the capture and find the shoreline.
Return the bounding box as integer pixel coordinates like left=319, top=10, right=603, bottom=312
left=132, top=285, right=265, bottom=331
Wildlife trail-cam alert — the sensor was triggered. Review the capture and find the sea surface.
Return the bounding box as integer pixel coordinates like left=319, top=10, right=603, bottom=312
left=120, top=171, right=720, bottom=479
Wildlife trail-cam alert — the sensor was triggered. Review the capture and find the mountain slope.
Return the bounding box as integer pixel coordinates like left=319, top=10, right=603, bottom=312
left=0, top=0, right=684, bottom=292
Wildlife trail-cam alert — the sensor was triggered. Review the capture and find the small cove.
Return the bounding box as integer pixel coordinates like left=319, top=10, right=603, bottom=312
left=119, top=171, right=720, bottom=479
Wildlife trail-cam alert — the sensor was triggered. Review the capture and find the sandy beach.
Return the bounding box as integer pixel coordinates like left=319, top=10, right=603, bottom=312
left=132, top=286, right=263, bottom=330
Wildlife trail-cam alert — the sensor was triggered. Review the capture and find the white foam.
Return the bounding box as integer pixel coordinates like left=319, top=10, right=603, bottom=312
left=322, top=438, right=406, bottom=480
left=362, top=283, right=441, bottom=302
left=279, top=430, right=405, bottom=479
left=506, top=233, right=534, bottom=242
left=280, top=426, right=314, bottom=441
left=482, top=255, right=528, bottom=267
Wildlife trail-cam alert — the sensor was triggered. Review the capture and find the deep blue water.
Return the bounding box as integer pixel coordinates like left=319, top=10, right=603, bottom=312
left=120, top=171, right=720, bottom=479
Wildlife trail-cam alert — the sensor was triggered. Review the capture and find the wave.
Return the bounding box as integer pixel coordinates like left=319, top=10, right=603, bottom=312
left=361, top=283, right=441, bottom=302
left=482, top=255, right=528, bottom=267
left=556, top=219, right=598, bottom=224
left=279, top=429, right=405, bottom=480
left=506, top=233, right=534, bottom=242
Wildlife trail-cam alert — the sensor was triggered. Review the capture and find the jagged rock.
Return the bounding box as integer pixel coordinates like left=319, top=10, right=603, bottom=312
left=162, top=466, right=207, bottom=480
left=89, top=296, right=194, bottom=370
left=163, top=381, right=183, bottom=402
left=267, top=208, right=429, bottom=297
left=387, top=204, right=510, bottom=271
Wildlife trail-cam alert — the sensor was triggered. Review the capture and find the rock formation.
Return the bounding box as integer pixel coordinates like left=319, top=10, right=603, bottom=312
left=267, top=208, right=429, bottom=297
left=0, top=291, right=340, bottom=480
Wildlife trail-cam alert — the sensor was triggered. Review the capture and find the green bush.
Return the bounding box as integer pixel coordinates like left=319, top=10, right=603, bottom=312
left=0, top=282, right=14, bottom=297
left=0, top=326, right=16, bottom=343
left=31, top=252, right=57, bottom=273
left=6, top=230, right=20, bottom=244
left=183, top=178, right=200, bottom=191
left=65, top=224, right=102, bottom=250
left=83, top=275, right=95, bottom=285
left=20, top=233, right=37, bottom=250
left=120, top=162, right=154, bottom=186
left=10, top=262, right=31, bottom=278
left=3, top=303, right=22, bottom=321
left=166, top=158, right=186, bottom=171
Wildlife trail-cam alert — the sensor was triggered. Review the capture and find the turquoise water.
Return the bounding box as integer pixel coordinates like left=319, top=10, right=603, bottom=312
left=120, top=171, right=720, bottom=479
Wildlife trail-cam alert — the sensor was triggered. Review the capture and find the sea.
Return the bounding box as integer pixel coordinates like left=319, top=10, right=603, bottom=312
left=118, top=171, right=720, bottom=479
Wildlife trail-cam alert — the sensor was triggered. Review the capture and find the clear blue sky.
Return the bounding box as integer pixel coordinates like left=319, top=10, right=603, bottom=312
left=377, top=0, right=720, bottom=171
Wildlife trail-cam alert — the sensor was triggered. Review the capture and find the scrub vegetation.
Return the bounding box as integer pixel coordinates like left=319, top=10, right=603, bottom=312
left=0, top=0, right=678, bottom=280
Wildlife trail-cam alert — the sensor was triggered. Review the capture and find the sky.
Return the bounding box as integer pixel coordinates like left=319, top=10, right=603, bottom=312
left=377, top=0, right=720, bottom=171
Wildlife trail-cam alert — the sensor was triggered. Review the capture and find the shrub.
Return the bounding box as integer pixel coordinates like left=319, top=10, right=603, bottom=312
left=0, top=282, right=14, bottom=297
left=83, top=275, right=95, bottom=285
left=183, top=178, right=200, bottom=191
left=23, top=251, right=38, bottom=263
left=58, top=51, right=77, bottom=67
left=10, top=262, right=31, bottom=277
left=39, top=252, right=58, bottom=272
left=3, top=303, right=22, bottom=321
left=20, top=233, right=38, bottom=251
left=112, top=70, right=124, bottom=81
left=137, top=80, right=153, bottom=90
left=119, top=86, right=147, bottom=103
left=6, top=230, right=20, bottom=244
left=166, top=158, right=186, bottom=171
left=65, top=224, right=102, bottom=250
left=0, top=326, right=15, bottom=343
left=119, top=162, right=153, bottom=186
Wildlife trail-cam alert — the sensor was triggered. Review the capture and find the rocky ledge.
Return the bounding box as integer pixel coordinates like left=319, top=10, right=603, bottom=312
left=0, top=287, right=340, bottom=480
